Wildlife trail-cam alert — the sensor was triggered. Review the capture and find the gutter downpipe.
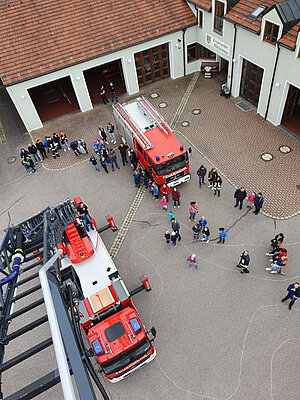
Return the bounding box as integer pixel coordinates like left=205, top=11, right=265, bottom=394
left=182, top=28, right=187, bottom=76
left=264, top=43, right=280, bottom=121
left=229, top=23, right=237, bottom=94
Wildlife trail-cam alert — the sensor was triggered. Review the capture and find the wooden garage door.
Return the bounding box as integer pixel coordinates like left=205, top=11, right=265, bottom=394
left=135, top=44, right=170, bottom=87
left=240, top=59, right=263, bottom=108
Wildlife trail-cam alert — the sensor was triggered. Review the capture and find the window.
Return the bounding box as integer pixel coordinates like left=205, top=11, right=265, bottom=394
left=249, top=5, right=266, bottom=19
left=198, top=9, right=203, bottom=28
left=263, top=22, right=279, bottom=45
left=214, top=0, right=225, bottom=34
left=187, top=43, right=216, bottom=62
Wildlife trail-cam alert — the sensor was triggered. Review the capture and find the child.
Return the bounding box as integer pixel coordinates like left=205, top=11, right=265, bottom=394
left=161, top=195, right=167, bottom=211
left=247, top=192, right=256, bottom=208
left=171, top=231, right=178, bottom=247
left=168, top=211, right=174, bottom=221
left=199, top=216, right=207, bottom=231
left=192, top=223, right=201, bottom=241
left=202, top=226, right=210, bottom=243
left=218, top=227, right=227, bottom=244
left=187, top=254, right=198, bottom=270
left=165, top=231, right=171, bottom=244
left=89, top=155, right=99, bottom=171
left=237, top=250, right=250, bottom=273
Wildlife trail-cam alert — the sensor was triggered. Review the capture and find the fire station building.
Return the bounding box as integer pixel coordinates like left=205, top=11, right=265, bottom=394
left=0, top=0, right=299, bottom=136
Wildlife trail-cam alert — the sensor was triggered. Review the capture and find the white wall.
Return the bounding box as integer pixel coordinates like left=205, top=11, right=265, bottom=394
left=7, top=30, right=189, bottom=132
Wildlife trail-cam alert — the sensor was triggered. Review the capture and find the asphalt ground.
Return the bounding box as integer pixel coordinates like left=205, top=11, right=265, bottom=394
left=0, top=78, right=299, bottom=399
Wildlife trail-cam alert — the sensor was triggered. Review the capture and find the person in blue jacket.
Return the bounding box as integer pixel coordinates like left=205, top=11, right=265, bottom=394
left=281, top=282, right=300, bottom=309
left=133, top=169, right=140, bottom=187
left=199, top=216, right=207, bottom=231
left=218, top=227, right=227, bottom=244
left=151, top=182, right=159, bottom=200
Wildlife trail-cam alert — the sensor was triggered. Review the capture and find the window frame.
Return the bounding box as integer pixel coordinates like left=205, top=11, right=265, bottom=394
left=187, top=43, right=216, bottom=63
left=214, top=0, right=225, bottom=34
left=198, top=9, right=203, bottom=29
left=263, top=21, right=279, bottom=45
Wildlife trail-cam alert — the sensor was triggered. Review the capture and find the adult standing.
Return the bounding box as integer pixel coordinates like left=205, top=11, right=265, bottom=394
left=129, top=150, right=138, bottom=170
left=281, top=282, right=300, bottom=310
left=160, top=184, right=171, bottom=202
left=208, top=168, right=217, bottom=188
left=188, top=201, right=198, bottom=222
left=100, top=157, right=109, bottom=173
left=253, top=193, right=264, bottom=215
left=213, top=176, right=222, bottom=197
left=197, top=165, right=207, bottom=188
left=36, top=139, right=47, bottom=159
left=25, top=156, right=37, bottom=173
left=53, top=133, right=62, bottom=150
left=133, top=169, right=140, bottom=187
left=109, top=148, right=120, bottom=171
left=171, top=218, right=181, bottom=242
left=151, top=182, right=159, bottom=200
left=237, top=250, right=250, bottom=273
left=28, top=144, right=42, bottom=164
left=172, top=187, right=181, bottom=208
left=118, top=143, right=129, bottom=166
left=234, top=187, right=247, bottom=210
left=20, top=148, right=30, bottom=161
left=107, top=123, right=116, bottom=144
left=99, top=127, right=108, bottom=144
left=109, top=82, right=118, bottom=103
left=77, top=202, right=94, bottom=231
left=70, top=141, right=80, bottom=157
left=100, top=85, right=109, bottom=104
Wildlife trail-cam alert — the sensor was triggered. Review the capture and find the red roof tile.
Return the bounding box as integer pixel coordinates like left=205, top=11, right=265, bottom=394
left=189, top=0, right=212, bottom=11
left=225, top=0, right=279, bottom=33
left=0, top=0, right=197, bottom=85
left=279, top=21, right=300, bottom=49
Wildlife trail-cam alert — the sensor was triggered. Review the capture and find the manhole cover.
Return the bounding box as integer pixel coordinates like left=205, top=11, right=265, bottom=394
left=158, top=102, right=167, bottom=108
left=7, top=156, right=16, bottom=164
left=150, top=93, right=159, bottom=99
left=279, top=145, right=291, bottom=154
left=261, top=153, right=273, bottom=161
left=296, top=185, right=300, bottom=190
left=192, top=109, right=201, bottom=115
left=181, top=121, right=190, bottom=127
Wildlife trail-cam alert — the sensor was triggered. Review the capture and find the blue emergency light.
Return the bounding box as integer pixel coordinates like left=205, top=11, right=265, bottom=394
left=92, top=339, right=105, bottom=356
left=156, top=156, right=160, bottom=161
left=129, top=318, right=142, bottom=334
left=180, top=146, right=184, bottom=151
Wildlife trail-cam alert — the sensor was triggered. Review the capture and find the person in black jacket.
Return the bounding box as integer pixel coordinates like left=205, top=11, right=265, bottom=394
left=254, top=193, right=264, bottom=215
left=20, top=148, right=30, bottom=160
left=234, top=187, right=247, bottom=210
left=28, top=144, right=42, bottom=164
left=237, top=250, right=250, bottom=273
left=36, top=139, right=47, bottom=159
left=109, top=82, right=118, bottom=103
left=196, top=165, right=207, bottom=188
left=281, top=282, right=300, bottom=309
left=100, top=85, right=109, bottom=104
left=118, top=143, right=129, bottom=166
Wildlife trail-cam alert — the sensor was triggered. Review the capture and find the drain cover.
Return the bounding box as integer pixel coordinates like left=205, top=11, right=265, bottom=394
left=158, top=102, right=167, bottom=108
left=297, top=185, right=300, bottom=190
left=192, top=109, right=201, bottom=115
left=261, top=153, right=273, bottom=161
left=279, top=145, right=291, bottom=154
left=181, top=121, right=190, bottom=127
left=7, top=156, right=16, bottom=164
left=150, top=93, right=159, bottom=99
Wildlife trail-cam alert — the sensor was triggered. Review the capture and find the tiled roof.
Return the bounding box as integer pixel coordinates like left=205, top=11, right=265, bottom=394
left=0, top=0, right=197, bottom=85
left=188, top=0, right=212, bottom=12
left=225, top=0, right=279, bottom=32
left=279, top=21, right=300, bottom=48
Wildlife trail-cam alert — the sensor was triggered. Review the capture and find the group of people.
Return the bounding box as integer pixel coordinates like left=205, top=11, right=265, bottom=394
left=100, top=82, right=118, bottom=105
left=234, top=187, right=264, bottom=214
left=90, top=140, right=120, bottom=173
left=98, top=123, right=117, bottom=145
left=265, top=233, right=287, bottom=275
left=196, top=166, right=222, bottom=197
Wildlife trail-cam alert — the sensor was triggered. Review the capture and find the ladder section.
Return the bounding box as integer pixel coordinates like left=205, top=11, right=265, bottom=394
left=114, top=103, right=152, bottom=150
left=138, top=96, right=173, bottom=136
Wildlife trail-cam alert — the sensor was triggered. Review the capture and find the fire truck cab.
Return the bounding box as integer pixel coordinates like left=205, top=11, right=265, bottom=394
left=113, top=96, right=191, bottom=187
left=59, top=199, right=156, bottom=383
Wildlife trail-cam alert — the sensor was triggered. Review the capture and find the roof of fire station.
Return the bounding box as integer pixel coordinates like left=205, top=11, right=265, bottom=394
left=279, top=20, right=300, bottom=48
left=0, top=0, right=197, bottom=86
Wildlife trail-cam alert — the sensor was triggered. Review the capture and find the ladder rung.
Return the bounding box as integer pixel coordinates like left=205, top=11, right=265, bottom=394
left=8, top=298, right=44, bottom=320
left=13, top=284, right=41, bottom=301
left=5, top=315, right=48, bottom=342
left=16, top=272, right=39, bottom=287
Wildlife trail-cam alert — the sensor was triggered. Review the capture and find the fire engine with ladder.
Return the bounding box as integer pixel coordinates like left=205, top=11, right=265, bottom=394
left=113, top=96, right=191, bottom=187
left=0, top=198, right=156, bottom=400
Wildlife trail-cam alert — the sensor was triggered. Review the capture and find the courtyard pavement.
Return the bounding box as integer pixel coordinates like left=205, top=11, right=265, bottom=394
left=0, top=74, right=299, bottom=399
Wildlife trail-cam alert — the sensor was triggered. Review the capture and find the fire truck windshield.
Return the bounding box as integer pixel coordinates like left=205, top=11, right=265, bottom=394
left=154, top=153, right=187, bottom=176
left=101, top=338, right=152, bottom=375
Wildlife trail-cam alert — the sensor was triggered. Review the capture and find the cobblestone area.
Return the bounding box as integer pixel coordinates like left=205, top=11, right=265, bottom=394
left=31, top=74, right=300, bottom=218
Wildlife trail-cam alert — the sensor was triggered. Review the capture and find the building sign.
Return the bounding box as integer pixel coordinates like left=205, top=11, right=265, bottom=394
left=205, top=34, right=230, bottom=56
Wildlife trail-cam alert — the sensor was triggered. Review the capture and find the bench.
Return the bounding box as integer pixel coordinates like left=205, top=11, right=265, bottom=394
left=200, top=62, right=219, bottom=72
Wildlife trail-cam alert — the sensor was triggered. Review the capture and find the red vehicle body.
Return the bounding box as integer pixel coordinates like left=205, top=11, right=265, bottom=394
left=113, top=96, right=191, bottom=187
left=59, top=197, right=156, bottom=382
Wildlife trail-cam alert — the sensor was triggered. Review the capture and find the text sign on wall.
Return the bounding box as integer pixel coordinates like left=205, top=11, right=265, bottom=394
left=205, top=34, right=230, bottom=57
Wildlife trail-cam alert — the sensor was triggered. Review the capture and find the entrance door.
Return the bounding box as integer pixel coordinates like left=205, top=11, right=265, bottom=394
left=240, top=59, right=263, bottom=107
left=135, top=44, right=170, bottom=87
left=281, top=84, right=300, bottom=136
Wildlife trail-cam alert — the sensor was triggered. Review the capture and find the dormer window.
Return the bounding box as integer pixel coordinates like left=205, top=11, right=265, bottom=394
left=250, top=5, right=266, bottom=19
left=214, top=0, right=225, bottom=34
left=263, top=21, right=279, bottom=45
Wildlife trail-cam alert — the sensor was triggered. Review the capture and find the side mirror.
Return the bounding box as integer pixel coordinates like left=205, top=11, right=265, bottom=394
left=188, top=147, right=192, bottom=154
left=150, top=326, right=157, bottom=341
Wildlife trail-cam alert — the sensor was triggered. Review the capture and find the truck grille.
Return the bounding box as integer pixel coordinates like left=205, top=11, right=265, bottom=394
left=166, top=171, right=185, bottom=183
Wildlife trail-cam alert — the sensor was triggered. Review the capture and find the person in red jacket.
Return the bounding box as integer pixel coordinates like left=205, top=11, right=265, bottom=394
left=160, top=184, right=171, bottom=202
left=172, top=187, right=181, bottom=208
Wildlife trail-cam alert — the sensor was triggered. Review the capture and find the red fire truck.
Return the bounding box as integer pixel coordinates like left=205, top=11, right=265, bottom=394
left=113, top=96, right=191, bottom=187
left=59, top=197, right=156, bottom=383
